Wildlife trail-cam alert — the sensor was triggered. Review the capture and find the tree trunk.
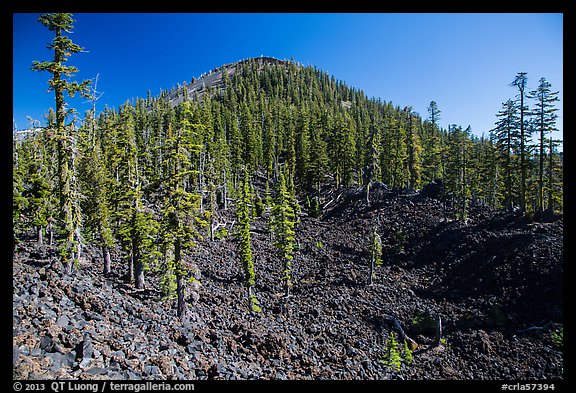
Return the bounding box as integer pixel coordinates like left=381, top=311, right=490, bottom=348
left=75, top=228, right=82, bottom=262
left=134, top=241, right=145, bottom=289
left=66, top=248, right=74, bottom=275
left=127, top=253, right=134, bottom=284
left=102, top=246, right=111, bottom=275
left=434, top=315, right=443, bottom=347
left=37, top=226, right=43, bottom=246
left=47, top=224, right=53, bottom=246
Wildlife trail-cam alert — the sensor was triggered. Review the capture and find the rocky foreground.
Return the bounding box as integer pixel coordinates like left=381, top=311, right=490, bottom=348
left=13, top=185, right=563, bottom=380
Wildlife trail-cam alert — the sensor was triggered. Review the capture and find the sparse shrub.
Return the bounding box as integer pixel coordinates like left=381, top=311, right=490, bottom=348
left=215, top=226, right=228, bottom=240
left=382, top=332, right=402, bottom=371
left=402, top=339, right=413, bottom=365
left=315, top=241, right=324, bottom=249
left=551, top=327, right=563, bottom=349
left=249, top=294, right=262, bottom=313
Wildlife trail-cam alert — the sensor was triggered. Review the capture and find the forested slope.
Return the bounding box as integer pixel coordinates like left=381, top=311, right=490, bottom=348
left=13, top=14, right=563, bottom=381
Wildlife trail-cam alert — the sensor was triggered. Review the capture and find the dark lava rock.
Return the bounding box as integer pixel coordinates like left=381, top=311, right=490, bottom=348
left=86, top=367, right=109, bottom=375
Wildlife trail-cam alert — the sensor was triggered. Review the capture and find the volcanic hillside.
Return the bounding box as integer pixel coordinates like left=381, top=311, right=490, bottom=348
left=13, top=56, right=564, bottom=381
left=13, top=184, right=563, bottom=380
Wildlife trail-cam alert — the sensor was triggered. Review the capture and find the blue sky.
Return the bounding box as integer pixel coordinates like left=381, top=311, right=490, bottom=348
left=13, top=13, right=563, bottom=144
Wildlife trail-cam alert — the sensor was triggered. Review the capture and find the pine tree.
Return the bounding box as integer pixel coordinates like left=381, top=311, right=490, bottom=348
left=78, top=77, right=116, bottom=275
left=511, top=72, right=530, bottom=212
left=159, top=100, right=205, bottom=320
left=363, top=123, right=381, bottom=204
left=382, top=331, right=402, bottom=371
left=237, top=169, right=261, bottom=312
left=491, top=99, right=520, bottom=210
left=295, top=106, right=311, bottom=188
left=13, top=139, right=30, bottom=252
left=31, top=13, right=90, bottom=273
left=528, top=77, right=560, bottom=211
left=445, top=125, right=472, bottom=220
left=270, top=170, right=297, bottom=298
left=404, top=107, right=422, bottom=191
left=307, top=113, right=329, bottom=193
left=422, top=101, right=442, bottom=182
left=22, top=131, right=53, bottom=246
left=381, top=112, right=408, bottom=190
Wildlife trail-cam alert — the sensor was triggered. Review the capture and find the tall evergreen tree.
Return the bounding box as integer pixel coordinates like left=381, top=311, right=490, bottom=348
left=492, top=99, right=520, bottom=210
left=237, top=169, right=261, bottom=312
left=160, top=101, right=204, bottom=320
left=511, top=72, right=530, bottom=212
left=270, top=170, right=297, bottom=298
left=528, top=77, right=560, bottom=211
left=404, top=107, right=422, bottom=191
left=31, top=13, right=90, bottom=273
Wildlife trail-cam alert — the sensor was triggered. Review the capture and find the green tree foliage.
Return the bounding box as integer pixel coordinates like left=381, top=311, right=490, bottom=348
left=382, top=332, right=402, bottom=371
left=510, top=72, right=530, bottom=212
left=237, top=169, right=261, bottom=312
left=444, top=125, right=473, bottom=220
left=31, top=13, right=90, bottom=273
left=422, top=101, right=443, bottom=183
left=158, top=101, right=205, bottom=320
left=528, top=77, right=560, bottom=212
left=381, top=112, right=408, bottom=189
left=18, top=47, right=563, bottom=322
left=270, top=170, right=297, bottom=298
left=491, top=99, right=520, bottom=211
left=404, top=107, right=423, bottom=191
left=78, top=80, right=116, bottom=274
left=13, top=140, right=30, bottom=249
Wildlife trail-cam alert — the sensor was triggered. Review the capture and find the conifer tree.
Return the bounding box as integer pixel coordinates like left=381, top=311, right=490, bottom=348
left=307, top=113, right=329, bottom=193
left=237, top=169, right=261, bottom=312
left=404, top=107, right=422, bottom=191
left=23, top=132, right=52, bottom=246
left=160, top=101, right=204, bottom=320
left=295, top=106, right=311, bottom=187
left=511, top=72, right=530, bottom=212
left=528, top=77, right=560, bottom=211
left=422, top=101, right=442, bottom=182
left=13, top=139, right=30, bottom=251
left=31, top=13, right=90, bottom=273
left=492, top=99, right=520, bottom=210
left=270, top=170, right=297, bottom=298
left=363, top=124, right=381, bottom=204
left=382, top=331, right=402, bottom=371
left=381, top=112, right=408, bottom=190
left=78, top=78, right=115, bottom=275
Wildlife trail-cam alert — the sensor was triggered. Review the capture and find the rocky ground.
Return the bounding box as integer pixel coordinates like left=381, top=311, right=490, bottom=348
left=13, top=184, right=563, bottom=380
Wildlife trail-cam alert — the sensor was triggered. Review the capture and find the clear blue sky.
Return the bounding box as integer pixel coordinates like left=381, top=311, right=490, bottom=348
left=13, top=13, right=563, bottom=144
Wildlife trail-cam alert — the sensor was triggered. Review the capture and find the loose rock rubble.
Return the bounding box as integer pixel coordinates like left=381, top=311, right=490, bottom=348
left=13, top=185, right=563, bottom=380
